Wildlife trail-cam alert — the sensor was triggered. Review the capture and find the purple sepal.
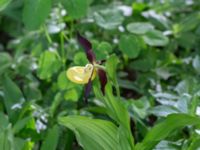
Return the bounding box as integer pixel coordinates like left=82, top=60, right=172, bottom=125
left=98, top=69, right=107, bottom=95
left=84, top=79, right=92, bottom=103
left=77, top=33, right=96, bottom=63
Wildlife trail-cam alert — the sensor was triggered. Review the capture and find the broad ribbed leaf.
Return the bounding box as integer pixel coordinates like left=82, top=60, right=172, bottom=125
left=135, top=114, right=200, bottom=150
left=41, top=125, right=59, bottom=150
left=59, top=116, right=119, bottom=150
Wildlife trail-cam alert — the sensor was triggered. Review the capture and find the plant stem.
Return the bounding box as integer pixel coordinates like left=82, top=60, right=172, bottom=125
left=43, top=25, right=52, bottom=44
left=60, top=32, right=66, bottom=70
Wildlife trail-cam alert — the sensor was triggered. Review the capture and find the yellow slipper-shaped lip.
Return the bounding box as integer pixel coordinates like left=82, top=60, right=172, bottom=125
left=66, top=64, right=96, bottom=84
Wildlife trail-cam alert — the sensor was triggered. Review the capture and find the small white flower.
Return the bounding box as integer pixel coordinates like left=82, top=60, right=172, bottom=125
left=196, top=106, right=200, bottom=116
left=118, top=26, right=125, bottom=32
left=118, top=5, right=133, bottom=16
left=36, top=119, right=47, bottom=133
left=113, top=38, right=119, bottom=44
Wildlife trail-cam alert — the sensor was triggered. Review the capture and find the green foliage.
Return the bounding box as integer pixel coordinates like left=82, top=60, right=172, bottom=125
left=37, top=51, right=61, bottom=79
left=0, top=0, right=12, bottom=11
left=135, top=114, right=200, bottom=150
left=0, top=52, right=12, bottom=74
left=142, top=30, right=169, bottom=46
left=127, top=22, right=154, bottom=35
left=119, top=35, right=141, bottom=58
left=23, top=0, right=52, bottom=30
left=59, top=116, right=119, bottom=150
left=0, top=0, right=200, bottom=149
left=62, top=0, right=88, bottom=19
left=41, top=125, right=59, bottom=150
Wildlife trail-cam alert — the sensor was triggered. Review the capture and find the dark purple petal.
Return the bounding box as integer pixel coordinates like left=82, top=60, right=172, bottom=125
left=84, top=79, right=92, bottom=104
left=98, top=69, right=107, bottom=95
left=77, top=33, right=96, bottom=63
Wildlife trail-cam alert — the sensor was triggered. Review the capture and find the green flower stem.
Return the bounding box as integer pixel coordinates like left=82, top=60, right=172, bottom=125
left=94, top=64, right=106, bottom=71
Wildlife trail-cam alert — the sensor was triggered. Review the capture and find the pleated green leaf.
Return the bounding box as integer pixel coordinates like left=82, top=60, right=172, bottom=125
left=59, top=116, right=119, bottom=150
left=135, top=113, right=200, bottom=150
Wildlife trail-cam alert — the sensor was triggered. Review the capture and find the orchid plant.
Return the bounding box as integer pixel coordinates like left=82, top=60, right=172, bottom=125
left=66, top=33, right=107, bottom=100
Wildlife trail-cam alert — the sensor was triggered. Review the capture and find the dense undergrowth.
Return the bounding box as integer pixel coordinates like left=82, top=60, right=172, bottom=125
left=0, top=0, right=200, bottom=150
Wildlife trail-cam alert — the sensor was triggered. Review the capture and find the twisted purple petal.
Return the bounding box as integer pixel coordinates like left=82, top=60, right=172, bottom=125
left=77, top=33, right=96, bottom=63
left=98, top=69, right=107, bottom=95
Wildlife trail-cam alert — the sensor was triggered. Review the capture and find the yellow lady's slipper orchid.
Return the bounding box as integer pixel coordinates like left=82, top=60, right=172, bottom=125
left=66, top=64, right=96, bottom=84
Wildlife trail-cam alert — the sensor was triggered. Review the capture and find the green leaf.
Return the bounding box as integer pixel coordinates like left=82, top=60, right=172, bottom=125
left=94, top=41, right=113, bottom=60
left=0, top=52, right=12, bottom=75
left=119, top=35, right=141, bottom=58
left=127, top=22, right=154, bottom=34
left=14, top=138, right=26, bottom=150
left=135, top=114, right=200, bottom=150
left=64, top=89, right=79, bottom=102
left=2, top=76, right=24, bottom=121
left=0, top=0, right=12, bottom=11
left=94, top=8, right=124, bottom=30
left=188, top=136, right=200, bottom=150
left=148, top=105, right=180, bottom=117
left=37, top=51, right=61, bottom=79
left=98, top=42, right=112, bottom=53
left=117, top=125, right=132, bottom=150
left=129, top=48, right=157, bottom=71
left=74, top=52, right=88, bottom=65
left=59, top=115, right=119, bottom=150
left=0, top=112, right=9, bottom=131
left=142, top=30, right=169, bottom=46
left=23, top=0, right=51, bottom=30
left=62, top=0, right=88, bottom=19
left=41, top=125, right=59, bottom=150
left=104, top=83, right=130, bottom=129
left=104, top=83, right=134, bottom=149
left=23, top=84, right=41, bottom=101
left=105, top=55, right=119, bottom=84
left=12, top=117, right=32, bottom=134
left=57, top=71, right=70, bottom=90
left=193, top=55, right=200, bottom=74
left=0, top=124, right=14, bottom=150
left=178, top=12, right=200, bottom=33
